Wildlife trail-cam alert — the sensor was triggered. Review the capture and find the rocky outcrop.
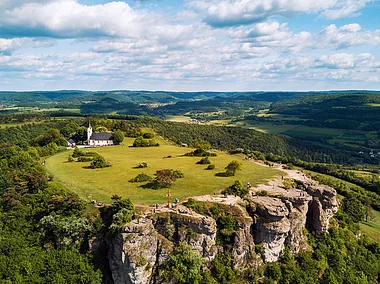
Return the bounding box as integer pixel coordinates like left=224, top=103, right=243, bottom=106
left=246, top=181, right=338, bottom=263
left=231, top=216, right=260, bottom=269
left=108, top=220, right=172, bottom=284
left=248, top=197, right=292, bottom=262
left=108, top=212, right=217, bottom=284
left=153, top=212, right=218, bottom=261
left=306, top=182, right=339, bottom=234
left=107, top=181, right=339, bottom=282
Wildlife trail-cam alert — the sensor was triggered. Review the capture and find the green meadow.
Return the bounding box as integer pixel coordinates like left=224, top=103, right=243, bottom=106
left=46, top=137, right=280, bottom=205
left=360, top=209, right=380, bottom=243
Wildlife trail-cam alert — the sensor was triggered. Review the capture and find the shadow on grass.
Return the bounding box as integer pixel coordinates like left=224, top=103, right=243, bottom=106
left=140, top=182, right=159, bottom=189
left=215, top=172, right=228, bottom=177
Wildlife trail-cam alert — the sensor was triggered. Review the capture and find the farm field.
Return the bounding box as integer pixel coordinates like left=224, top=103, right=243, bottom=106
left=360, top=209, right=380, bottom=242
left=46, top=137, right=280, bottom=205
left=237, top=121, right=298, bottom=134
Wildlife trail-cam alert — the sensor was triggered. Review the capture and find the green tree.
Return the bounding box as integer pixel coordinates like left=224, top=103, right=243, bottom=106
left=225, top=160, right=242, bottom=176
left=112, top=129, right=124, bottom=145
left=160, top=243, right=204, bottom=284
left=153, top=169, right=176, bottom=188
left=90, top=154, right=110, bottom=169
left=223, top=180, right=248, bottom=198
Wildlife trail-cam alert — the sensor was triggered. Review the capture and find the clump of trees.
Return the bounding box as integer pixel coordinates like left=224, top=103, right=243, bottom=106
left=90, top=154, right=112, bottom=169
left=222, top=180, right=249, bottom=198
left=185, top=138, right=216, bottom=157
left=147, top=169, right=184, bottom=189
left=112, top=129, right=124, bottom=145
left=225, top=160, right=242, bottom=176
left=129, top=173, right=152, bottom=183
left=196, top=156, right=211, bottom=164
left=133, top=136, right=159, bottom=147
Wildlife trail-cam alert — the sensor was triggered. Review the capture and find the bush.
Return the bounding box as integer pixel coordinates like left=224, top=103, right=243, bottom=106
left=133, top=136, right=159, bottom=147
left=90, top=154, right=111, bottom=169
left=135, top=162, right=148, bottom=168
left=206, top=164, right=215, bottom=170
left=225, top=160, right=242, bottom=176
left=143, top=132, right=154, bottom=139
left=173, top=170, right=184, bottom=178
left=222, top=180, right=248, bottom=198
left=129, top=173, right=152, bottom=183
left=197, top=157, right=211, bottom=164
left=256, top=190, right=268, bottom=196
left=77, top=156, right=93, bottom=162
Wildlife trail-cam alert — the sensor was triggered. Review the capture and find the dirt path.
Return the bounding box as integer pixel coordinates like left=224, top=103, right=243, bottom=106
left=191, top=160, right=313, bottom=205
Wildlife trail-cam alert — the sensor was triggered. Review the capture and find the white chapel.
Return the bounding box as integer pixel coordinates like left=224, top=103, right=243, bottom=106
left=87, top=122, right=114, bottom=147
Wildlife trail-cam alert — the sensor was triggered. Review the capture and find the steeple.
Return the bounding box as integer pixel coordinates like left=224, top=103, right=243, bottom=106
left=87, top=120, right=93, bottom=141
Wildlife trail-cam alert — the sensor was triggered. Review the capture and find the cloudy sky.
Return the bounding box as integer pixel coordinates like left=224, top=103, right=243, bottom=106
left=0, top=0, right=379, bottom=91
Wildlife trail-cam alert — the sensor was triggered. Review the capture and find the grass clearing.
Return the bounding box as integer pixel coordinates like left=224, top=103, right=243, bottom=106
left=166, top=115, right=191, bottom=122
left=46, top=137, right=280, bottom=205
left=237, top=121, right=298, bottom=134
left=360, top=209, right=380, bottom=242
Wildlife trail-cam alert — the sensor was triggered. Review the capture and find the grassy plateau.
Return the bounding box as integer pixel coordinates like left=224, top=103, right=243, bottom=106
left=46, top=137, right=280, bottom=205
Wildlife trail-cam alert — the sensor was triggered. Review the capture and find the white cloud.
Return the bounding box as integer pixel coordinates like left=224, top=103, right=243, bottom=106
left=187, top=0, right=370, bottom=27
left=318, top=24, right=380, bottom=49
left=0, top=38, right=30, bottom=54
left=320, top=0, right=372, bottom=19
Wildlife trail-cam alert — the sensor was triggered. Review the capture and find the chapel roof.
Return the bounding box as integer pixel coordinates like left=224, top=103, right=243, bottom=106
left=90, top=132, right=113, bottom=141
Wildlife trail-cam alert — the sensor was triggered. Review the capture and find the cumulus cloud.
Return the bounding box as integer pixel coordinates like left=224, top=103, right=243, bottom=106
left=187, top=0, right=370, bottom=27
left=318, top=23, right=380, bottom=49
left=320, top=0, right=372, bottom=19
left=0, top=38, right=29, bottom=54
left=0, top=0, right=193, bottom=40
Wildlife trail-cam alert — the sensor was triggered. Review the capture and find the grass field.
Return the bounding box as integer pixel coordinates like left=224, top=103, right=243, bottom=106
left=46, top=137, right=280, bottom=205
left=166, top=115, right=191, bottom=122
left=237, top=121, right=298, bottom=134
left=360, top=210, right=380, bottom=242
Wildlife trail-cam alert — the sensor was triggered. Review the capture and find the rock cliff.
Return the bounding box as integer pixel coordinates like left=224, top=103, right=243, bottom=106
left=106, top=180, right=338, bottom=283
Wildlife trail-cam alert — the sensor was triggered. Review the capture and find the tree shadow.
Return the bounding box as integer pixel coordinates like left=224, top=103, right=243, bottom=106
left=140, top=182, right=159, bottom=189
left=215, top=172, right=228, bottom=177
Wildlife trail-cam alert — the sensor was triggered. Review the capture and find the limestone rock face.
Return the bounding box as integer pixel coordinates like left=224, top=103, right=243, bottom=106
left=284, top=196, right=311, bottom=254
left=107, top=181, right=339, bottom=282
left=306, top=183, right=339, bottom=234
left=108, top=220, right=171, bottom=284
left=152, top=213, right=218, bottom=261
left=108, top=213, right=217, bottom=284
left=231, top=216, right=260, bottom=269
left=247, top=181, right=337, bottom=263
left=248, top=197, right=292, bottom=262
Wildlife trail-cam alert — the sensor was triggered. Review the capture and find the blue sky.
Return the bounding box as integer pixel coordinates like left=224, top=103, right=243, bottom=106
left=0, top=0, right=379, bottom=91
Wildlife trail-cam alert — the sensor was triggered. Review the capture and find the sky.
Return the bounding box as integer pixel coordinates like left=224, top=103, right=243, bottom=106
left=0, top=0, right=379, bottom=91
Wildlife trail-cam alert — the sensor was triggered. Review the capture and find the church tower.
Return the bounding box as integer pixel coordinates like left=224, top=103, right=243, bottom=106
left=87, top=121, right=93, bottom=142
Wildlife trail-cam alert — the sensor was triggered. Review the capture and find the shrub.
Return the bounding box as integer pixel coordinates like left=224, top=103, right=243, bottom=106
left=173, top=170, right=184, bottom=179
left=90, top=154, right=111, bottom=169
left=129, top=173, right=152, bottom=183
left=135, top=162, right=148, bottom=168
left=206, top=164, right=215, bottom=170
left=256, top=190, right=268, bottom=196
left=77, top=156, right=93, bottom=162
left=143, top=132, right=154, bottom=139
left=222, top=180, right=248, bottom=198
left=133, top=136, right=159, bottom=147
left=225, top=160, right=242, bottom=176
left=197, top=157, right=211, bottom=164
